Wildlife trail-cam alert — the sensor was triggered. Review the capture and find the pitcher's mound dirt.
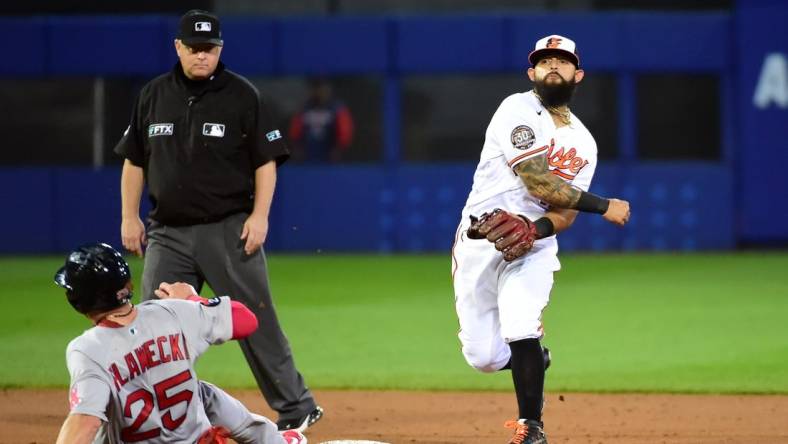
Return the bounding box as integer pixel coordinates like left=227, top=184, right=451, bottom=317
left=2, top=389, right=787, bottom=443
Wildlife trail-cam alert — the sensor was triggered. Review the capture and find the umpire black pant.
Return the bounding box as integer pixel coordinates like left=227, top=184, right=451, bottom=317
left=141, top=212, right=316, bottom=420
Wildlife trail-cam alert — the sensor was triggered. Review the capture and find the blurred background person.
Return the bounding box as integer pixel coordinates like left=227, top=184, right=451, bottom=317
left=288, top=77, right=354, bottom=164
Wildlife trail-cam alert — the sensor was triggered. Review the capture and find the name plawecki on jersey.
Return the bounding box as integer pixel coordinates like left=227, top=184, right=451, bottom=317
left=461, top=90, right=598, bottom=253
left=64, top=297, right=233, bottom=443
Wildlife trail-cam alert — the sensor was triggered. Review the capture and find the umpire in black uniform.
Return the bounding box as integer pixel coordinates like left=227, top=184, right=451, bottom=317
left=115, top=10, right=322, bottom=432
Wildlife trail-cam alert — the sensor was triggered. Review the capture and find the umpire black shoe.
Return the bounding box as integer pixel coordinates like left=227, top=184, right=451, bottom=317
left=277, top=406, right=324, bottom=432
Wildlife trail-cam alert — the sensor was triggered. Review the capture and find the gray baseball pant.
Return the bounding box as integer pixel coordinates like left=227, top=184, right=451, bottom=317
left=199, top=381, right=285, bottom=443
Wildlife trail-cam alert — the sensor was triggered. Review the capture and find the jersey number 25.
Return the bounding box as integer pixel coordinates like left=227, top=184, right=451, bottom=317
left=121, top=369, right=194, bottom=442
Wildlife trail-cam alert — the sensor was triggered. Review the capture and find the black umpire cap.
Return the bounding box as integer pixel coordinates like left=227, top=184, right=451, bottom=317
left=177, top=10, right=223, bottom=47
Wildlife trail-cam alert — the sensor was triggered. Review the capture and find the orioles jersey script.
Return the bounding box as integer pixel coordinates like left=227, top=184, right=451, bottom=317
left=461, top=89, right=597, bottom=262
left=65, top=297, right=232, bottom=443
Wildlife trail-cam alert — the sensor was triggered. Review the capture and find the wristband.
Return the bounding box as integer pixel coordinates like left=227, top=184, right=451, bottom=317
left=534, top=217, right=555, bottom=239
left=575, top=191, right=610, bottom=214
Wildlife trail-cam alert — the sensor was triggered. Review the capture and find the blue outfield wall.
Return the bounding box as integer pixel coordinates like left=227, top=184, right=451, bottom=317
left=1, top=5, right=785, bottom=251
left=0, top=13, right=731, bottom=76
left=0, top=165, right=733, bottom=254
left=735, top=0, right=788, bottom=242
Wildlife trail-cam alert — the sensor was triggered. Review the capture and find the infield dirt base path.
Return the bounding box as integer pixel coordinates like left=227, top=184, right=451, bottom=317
left=2, top=389, right=788, bottom=444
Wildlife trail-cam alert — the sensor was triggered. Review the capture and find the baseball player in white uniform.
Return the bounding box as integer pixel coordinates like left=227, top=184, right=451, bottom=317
left=451, top=35, right=630, bottom=444
left=54, top=242, right=306, bottom=444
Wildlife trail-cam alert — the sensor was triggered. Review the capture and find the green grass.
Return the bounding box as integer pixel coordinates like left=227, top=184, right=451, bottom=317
left=1, top=253, right=787, bottom=394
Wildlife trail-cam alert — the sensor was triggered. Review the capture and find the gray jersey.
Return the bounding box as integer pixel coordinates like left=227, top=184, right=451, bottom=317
left=65, top=297, right=233, bottom=443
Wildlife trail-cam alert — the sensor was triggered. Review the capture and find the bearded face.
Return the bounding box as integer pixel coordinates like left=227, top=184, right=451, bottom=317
left=533, top=71, right=577, bottom=108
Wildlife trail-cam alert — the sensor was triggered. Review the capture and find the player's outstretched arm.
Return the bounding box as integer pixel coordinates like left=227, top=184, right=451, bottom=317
left=155, top=282, right=259, bottom=339
left=55, top=413, right=101, bottom=444
left=514, top=155, right=630, bottom=225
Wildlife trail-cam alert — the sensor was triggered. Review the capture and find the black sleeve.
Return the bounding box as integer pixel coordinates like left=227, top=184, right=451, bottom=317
left=113, top=90, right=146, bottom=167
left=248, top=91, right=290, bottom=169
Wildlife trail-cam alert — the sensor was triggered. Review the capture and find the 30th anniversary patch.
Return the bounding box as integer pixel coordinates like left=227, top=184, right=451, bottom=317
left=510, top=125, right=535, bottom=150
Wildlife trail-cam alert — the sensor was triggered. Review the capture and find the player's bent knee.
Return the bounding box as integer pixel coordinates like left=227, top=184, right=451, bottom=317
left=462, top=347, right=508, bottom=373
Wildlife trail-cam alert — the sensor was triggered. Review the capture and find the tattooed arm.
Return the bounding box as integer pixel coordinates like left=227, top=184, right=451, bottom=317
left=515, top=153, right=583, bottom=208
left=514, top=154, right=631, bottom=226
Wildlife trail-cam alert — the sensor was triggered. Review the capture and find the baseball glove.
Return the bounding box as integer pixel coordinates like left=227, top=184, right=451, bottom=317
left=467, top=209, right=537, bottom=261
left=197, top=427, right=230, bottom=444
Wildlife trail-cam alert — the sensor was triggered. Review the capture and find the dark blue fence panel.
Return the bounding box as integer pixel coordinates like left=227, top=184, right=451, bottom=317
left=620, top=13, right=730, bottom=72
left=0, top=164, right=735, bottom=254
left=0, top=169, right=55, bottom=253
left=48, top=16, right=170, bottom=76
left=391, top=164, right=474, bottom=251
left=620, top=163, right=733, bottom=251
left=278, top=17, right=388, bottom=74
left=0, top=18, right=48, bottom=76
left=51, top=168, right=122, bottom=252
left=395, top=16, right=506, bottom=73
left=560, top=163, right=734, bottom=252
left=0, top=13, right=736, bottom=77
left=735, top=0, right=788, bottom=243
left=269, top=166, right=388, bottom=251
left=220, top=19, right=277, bottom=75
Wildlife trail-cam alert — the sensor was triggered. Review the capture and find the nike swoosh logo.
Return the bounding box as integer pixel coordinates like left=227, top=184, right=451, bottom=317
left=537, top=110, right=542, bottom=115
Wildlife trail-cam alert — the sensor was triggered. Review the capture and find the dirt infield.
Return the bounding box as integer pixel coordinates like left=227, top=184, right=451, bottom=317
left=3, top=389, right=788, bottom=443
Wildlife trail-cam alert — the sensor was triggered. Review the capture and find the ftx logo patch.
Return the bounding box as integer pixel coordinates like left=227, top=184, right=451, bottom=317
left=148, top=123, right=173, bottom=137
left=203, top=123, right=225, bottom=137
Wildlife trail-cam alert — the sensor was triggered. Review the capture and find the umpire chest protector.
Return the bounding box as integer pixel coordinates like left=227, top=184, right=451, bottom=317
left=115, top=62, right=288, bottom=226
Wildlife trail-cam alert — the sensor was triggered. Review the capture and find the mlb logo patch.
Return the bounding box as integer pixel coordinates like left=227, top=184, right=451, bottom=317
left=195, top=22, right=212, bottom=32
left=266, top=129, right=282, bottom=142
left=148, top=123, right=174, bottom=137
left=203, top=123, right=225, bottom=137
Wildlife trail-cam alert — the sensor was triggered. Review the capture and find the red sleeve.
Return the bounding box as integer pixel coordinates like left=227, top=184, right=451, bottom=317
left=289, top=113, right=304, bottom=142
left=229, top=300, right=258, bottom=339
left=186, top=296, right=259, bottom=340
left=335, top=106, right=354, bottom=150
